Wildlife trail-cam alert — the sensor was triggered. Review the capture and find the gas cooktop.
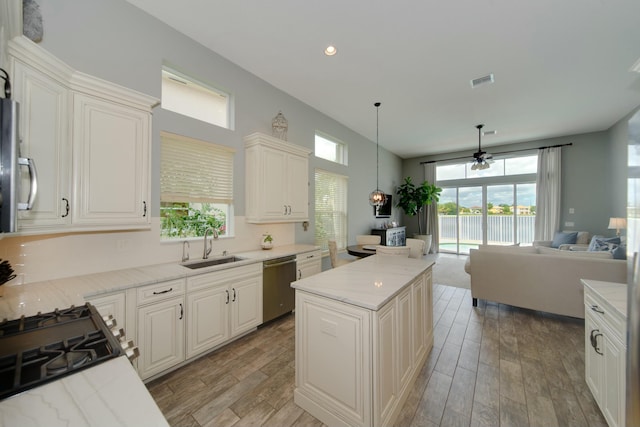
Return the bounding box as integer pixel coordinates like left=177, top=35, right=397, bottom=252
left=0, top=303, right=123, bottom=400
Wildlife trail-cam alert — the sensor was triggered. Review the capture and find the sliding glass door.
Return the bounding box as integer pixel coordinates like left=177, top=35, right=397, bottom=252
left=438, top=182, right=536, bottom=254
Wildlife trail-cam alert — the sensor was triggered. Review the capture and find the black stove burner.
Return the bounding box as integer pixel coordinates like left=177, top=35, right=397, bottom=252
left=0, top=303, right=122, bottom=401
left=0, top=305, right=92, bottom=336
left=45, top=350, right=93, bottom=376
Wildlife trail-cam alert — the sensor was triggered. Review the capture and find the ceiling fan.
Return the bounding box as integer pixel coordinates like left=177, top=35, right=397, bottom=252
left=471, top=124, right=493, bottom=170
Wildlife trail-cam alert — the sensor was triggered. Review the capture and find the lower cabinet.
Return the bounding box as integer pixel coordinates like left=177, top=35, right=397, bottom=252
left=584, top=284, right=626, bottom=427
left=186, top=264, right=262, bottom=360
left=295, top=267, right=433, bottom=427
left=135, top=279, right=186, bottom=380
left=134, top=265, right=263, bottom=380
left=296, top=250, right=322, bottom=280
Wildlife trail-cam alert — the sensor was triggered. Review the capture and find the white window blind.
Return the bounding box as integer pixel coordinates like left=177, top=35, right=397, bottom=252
left=161, top=131, right=235, bottom=204
left=315, top=169, right=348, bottom=251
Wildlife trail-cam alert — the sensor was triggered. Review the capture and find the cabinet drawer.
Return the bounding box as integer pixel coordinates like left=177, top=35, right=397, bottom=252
left=137, top=278, right=185, bottom=306
left=584, top=289, right=626, bottom=343
left=187, top=263, right=262, bottom=292
left=296, top=250, right=322, bottom=262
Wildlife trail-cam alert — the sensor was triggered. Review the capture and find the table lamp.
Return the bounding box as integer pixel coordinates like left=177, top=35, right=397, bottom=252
left=608, top=217, right=627, bottom=237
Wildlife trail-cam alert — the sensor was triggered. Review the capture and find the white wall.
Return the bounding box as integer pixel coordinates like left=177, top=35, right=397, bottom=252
left=0, top=0, right=404, bottom=284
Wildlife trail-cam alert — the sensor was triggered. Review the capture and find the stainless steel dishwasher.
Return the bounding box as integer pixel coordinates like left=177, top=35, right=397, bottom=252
left=262, top=255, right=297, bottom=323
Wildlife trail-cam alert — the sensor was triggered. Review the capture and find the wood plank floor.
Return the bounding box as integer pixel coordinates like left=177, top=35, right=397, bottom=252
left=146, top=284, right=606, bottom=427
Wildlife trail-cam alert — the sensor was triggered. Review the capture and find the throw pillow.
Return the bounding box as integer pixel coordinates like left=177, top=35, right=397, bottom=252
left=538, top=246, right=613, bottom=259
left=611, top=244, right=627, bottom=260
left=588, top=236, right=621, bottom=252
left=551, top=231, right=578, bottom=248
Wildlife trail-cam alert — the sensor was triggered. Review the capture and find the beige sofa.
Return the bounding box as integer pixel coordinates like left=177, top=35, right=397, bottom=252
left=465, top=245, right=626, bottom=318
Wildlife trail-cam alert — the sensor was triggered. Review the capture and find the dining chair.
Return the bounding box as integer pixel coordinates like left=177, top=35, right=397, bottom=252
left=328, top=240, right=354, bottom=268
left=356, top=235, right=381, bottom=245
left=405, top=238, right=426, bottom=259
left=375, top=245, right=410, bottom=257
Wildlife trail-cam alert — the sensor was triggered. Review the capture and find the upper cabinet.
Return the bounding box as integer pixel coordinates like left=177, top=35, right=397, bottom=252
left=8, top=36, right=157, bottom=234
left=244, top=132, right=311, bottom=223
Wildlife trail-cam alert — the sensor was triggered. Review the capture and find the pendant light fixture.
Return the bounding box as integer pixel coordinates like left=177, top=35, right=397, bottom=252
left=369, top=102, right=387, bottom=207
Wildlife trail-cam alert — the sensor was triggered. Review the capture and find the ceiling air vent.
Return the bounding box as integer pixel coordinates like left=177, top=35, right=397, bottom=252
left=482, top=130, right=497, bottom=136
left=470, top=74, right=495, bottom=88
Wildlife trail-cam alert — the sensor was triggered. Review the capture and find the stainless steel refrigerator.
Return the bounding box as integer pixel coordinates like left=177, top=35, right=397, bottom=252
left=0, top=88, right=37, bottom=233
left=626, top=109, right=640, bottom=426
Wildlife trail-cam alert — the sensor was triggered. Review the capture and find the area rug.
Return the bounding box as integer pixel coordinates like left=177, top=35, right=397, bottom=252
left=427, top=253, right=470, bottom=289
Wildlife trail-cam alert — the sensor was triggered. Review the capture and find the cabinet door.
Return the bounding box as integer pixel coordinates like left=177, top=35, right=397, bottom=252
left=12, top=58, right=71, bottom=229
left=397, top=287, right=413, bottom=392
left=186, top=286, right=229, bottom=359
left=72, top=93, right=150, bottom=228
left=87, top=292, right=126, bottom=329
left=297, top=258, right=322, bottom=280
left=260, top=147, right=289, bottom=219
left=230, top=274, right=263, bottom=336
left=287, top=153, right=309, bottom=219
left=585, top=309, right=604, bottom=404
left=137, top=296, right=185, bottom=380
left=375, top=301, right=398, bottom=424
left=603, top=333, right=626, bottom=427
left=411, top=276, right=427, bottom=363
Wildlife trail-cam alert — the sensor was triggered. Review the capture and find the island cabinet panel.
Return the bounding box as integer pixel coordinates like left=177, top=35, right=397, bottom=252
left=293, top=258, right=433, bottom=427
left=294, top=293, right=372, bottom=427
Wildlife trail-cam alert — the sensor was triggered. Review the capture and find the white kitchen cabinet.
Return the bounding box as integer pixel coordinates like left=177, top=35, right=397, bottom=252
left=295, top=266, right=433, bottom=427
left=136, top=279, right=185, bottom=380
left=9, top=37, right=72, bottom=230
left=583, top=281, right=627, bottom=427
left=7, top=36, right=156, bottom=234
left=296, top=250, right=322, bottom=280
left=86, top=291, right=126, bottom=332
left=71, top=90, right=151, bottom=228
left=244, top=132, right=311, bottom=223
left=186, top=264, right=262, bottom=360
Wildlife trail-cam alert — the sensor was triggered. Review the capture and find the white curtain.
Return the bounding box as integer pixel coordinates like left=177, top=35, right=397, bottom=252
left=424, top=162, right=439, bottom=253
left=534, top=147, right=561, bottom=241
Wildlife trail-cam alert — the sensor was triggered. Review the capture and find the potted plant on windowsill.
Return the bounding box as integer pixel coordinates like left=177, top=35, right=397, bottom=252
left=396, top=177, right=442, bottom=254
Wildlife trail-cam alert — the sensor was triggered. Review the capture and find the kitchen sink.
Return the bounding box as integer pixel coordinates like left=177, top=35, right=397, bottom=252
left=181, top=256, right=246, bottom=269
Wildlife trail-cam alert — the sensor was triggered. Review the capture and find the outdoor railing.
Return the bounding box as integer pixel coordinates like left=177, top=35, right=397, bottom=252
left=438, top=214, right=536, bottom=246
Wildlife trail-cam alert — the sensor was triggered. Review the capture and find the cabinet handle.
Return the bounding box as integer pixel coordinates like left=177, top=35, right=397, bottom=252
left=283, top=205, right=288, bottom=215
left=288, top=205, right=292, bottom=215
left=590, top=305, right=605, bottom=314
left=62, top=198, right=70, bottom=217
left=225, top=290, right=230, bottom=304
left=152, top=287, right=173, bottom=295
left=298, top=269, right=302, bottom=280
left=590, top=329, right=603, bottom=355
left=143, top=201, right=147, bottom=217
left=179, top=303, right=183, bottom=320
left=232, top=288, right=236, bottom=302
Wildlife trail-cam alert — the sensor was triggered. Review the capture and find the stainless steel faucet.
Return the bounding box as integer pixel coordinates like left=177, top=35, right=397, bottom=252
left=202, top=227, right=219, bottom=259
left=182, top=241, right=190, bottom=262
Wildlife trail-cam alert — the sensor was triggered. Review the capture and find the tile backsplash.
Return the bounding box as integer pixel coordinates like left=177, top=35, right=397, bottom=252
left=0, top=217, right=294, bottom=284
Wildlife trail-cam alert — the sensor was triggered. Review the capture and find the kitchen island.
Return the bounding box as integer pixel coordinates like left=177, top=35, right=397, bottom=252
left=291, top=255, right=434, bottom=427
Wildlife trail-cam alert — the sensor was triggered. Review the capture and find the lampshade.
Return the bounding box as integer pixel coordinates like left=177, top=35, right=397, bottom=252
left=608, top=217, right=626, bottom=236
left=369, top=102, right=387, bottom=207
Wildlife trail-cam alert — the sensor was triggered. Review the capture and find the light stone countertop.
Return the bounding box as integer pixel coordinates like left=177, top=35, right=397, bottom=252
left=0, top=356, right=169, bottom=427
left=291, top=255, right=434, bottom=311
left=0, top=244, right=319, bottom=321
left=581, top=279, right=628, bottom=318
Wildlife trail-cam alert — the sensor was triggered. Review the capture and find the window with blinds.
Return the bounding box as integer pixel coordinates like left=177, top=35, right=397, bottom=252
left=160, top=131, right=235, bottom=239
left=315, top=169, right=348, bottom=251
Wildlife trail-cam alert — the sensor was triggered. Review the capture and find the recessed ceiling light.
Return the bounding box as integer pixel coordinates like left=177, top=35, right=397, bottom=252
left=324, top=45, right=337, bottom=56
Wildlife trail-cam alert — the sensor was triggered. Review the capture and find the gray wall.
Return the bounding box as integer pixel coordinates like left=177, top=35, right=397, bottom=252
left=34, top=0, right=403, bottom=245
left=402, top=130, right=622, bottom=238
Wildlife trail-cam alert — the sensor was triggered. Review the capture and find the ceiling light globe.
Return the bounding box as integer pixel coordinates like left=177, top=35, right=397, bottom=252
left=369, top=190, right=387, bottom=207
